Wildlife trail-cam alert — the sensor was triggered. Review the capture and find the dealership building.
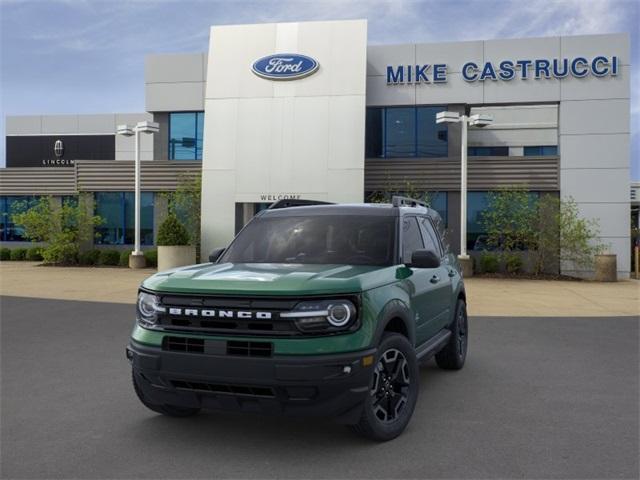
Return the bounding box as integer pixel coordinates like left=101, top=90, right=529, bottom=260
left=0, top=20, right=632, bottom=277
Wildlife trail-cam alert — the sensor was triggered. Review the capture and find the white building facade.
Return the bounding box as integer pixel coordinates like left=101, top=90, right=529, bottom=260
left=1, top=20, right=631, bottom=278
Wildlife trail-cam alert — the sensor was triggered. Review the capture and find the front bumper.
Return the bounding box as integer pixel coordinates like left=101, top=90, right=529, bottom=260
left=128, top=340, right=376, bottom=424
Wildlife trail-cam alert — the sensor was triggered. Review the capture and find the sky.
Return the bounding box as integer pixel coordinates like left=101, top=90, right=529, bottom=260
left=1, top=0, right=638, bottom=178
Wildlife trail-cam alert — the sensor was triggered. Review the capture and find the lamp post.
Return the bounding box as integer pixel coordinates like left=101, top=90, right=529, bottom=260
left=116, top=121, right=159, bottom=268
left=436, top=111, right=493, bottom=276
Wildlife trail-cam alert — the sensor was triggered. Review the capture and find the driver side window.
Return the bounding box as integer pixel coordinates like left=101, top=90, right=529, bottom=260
left=402, top=217, right=424, bottom=264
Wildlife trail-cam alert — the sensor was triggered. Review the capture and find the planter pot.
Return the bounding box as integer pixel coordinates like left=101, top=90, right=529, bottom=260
left=594, top=254, right=617, bottom=282
left=158, top=246, right=196, bottom=272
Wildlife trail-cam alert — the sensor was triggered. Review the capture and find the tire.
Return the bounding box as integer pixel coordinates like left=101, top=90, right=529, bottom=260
left=132, top=369, right=200, bottom=417
left=351, top=333, right=419, bottom=441
left=435, top=298, right=468, bottom=370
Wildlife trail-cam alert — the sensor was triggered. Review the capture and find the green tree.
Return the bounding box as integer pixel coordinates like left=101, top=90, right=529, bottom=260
left=11, top=197, right=103, bottom=265
left=164, top=173, right=201, bottom=246
left=480, top=187, right=536, bottom=252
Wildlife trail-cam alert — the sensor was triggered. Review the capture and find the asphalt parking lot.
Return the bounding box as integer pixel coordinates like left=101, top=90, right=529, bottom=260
left=1, top=296, right=638, bottom=479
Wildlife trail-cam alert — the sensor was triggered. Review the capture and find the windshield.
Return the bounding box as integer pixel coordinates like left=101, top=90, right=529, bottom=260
left=220, top=215, right=397, bottom=266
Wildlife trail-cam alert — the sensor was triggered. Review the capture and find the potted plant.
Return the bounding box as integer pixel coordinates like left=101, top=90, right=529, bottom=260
left=157, top=214, right=196, bottom=271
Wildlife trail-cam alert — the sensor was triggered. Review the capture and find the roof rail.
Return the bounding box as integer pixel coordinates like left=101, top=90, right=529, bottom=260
left=268, top=199, right=335, bottom=210
left=391, top=195, right=427, bottom=208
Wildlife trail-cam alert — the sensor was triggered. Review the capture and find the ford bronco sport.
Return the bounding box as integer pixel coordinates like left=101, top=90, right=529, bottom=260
left=127, top=197, right=468, bottom=441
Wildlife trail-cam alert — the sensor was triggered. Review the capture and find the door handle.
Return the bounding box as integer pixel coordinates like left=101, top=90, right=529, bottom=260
left=430, top=275, right=440, bottom=284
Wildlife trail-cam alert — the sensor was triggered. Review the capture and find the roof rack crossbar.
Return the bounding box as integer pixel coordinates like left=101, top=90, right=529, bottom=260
left=391, top=195, right=427, bottom=208
left=268, top=199, right=335, bottom=210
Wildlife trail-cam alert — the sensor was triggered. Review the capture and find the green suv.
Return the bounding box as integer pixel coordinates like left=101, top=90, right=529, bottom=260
left=128, top=197, right=468, bottom=441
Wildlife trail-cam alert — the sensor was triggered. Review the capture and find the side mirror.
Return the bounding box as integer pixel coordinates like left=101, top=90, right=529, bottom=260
left=208, top=247, right=225, bottom=263
left=408, top=249, right=440, bottom=269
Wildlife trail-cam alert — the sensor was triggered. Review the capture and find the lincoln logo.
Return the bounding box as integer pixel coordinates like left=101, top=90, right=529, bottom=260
left=252, top=53, right=319, bottom=80
left=168, top=308, right=272, bottom=320
left=54, top=139, right=64, bottom=158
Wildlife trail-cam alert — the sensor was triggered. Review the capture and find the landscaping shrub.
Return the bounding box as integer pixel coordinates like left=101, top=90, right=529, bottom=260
left=479, top=252, right=500, bottom=273
left=11, top=195, right=102, bottom=265
left=119, top=250, right=130, bottom=267
left=98, top=250, right=120, bottom=266
left=144, top=249, right=158, bottom=268
left=79, top=249, right=101, bottom=266
left=26, top=247, right=43, bottom=261
left=157, top=214, right=189, bottom=246
left=0, top=248, right=10, bottom=261
left=505, top=253, right=523, bottom=274
left=10, top=248, right=27, bottom=261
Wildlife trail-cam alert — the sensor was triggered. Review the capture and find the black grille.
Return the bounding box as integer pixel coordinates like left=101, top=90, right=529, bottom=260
left=171, top=380, right=275, bottom=398
left=162, top=336, right=204, bottom=353
left=227, top=340, right=273, bottom=357
left=151, top=293, right=360, bottom=337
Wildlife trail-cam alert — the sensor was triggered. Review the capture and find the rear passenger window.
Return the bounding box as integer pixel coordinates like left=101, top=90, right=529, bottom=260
left=402, top=217, right=424, bottom=264
left=419, top=217, right=442, bottom=257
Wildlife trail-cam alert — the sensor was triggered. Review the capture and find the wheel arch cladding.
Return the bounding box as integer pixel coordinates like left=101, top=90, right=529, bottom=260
left=372, top=299, right=415, bottom=347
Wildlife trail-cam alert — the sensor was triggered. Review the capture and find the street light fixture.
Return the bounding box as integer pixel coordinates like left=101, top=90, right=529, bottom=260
left=116, top=121, right=159, bottom=268
left=436, top=110, right=493, bottom=274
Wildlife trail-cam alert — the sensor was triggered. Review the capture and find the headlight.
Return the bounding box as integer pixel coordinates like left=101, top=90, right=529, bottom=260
left=136, top=291, right=165, bottom=327
left=281, top=299, right=357, bottom=333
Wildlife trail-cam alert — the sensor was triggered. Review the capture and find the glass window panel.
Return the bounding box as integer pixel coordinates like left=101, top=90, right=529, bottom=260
left=467, top=192, right=490, bottom=252
left=402, top=217, right=424, bottom=263
left=417, top=107, right=448, bottom=157
left=385, top=107, right=416, bottom=158
left=524, top=146, right=557, bottom=156
left=169, top=112, right=203, bottom=160
left=124, top=192, right=154, bottom=245
left=418, top=217, right=441, bottom=256
left=427, top=192, right=447, bottom=227
left=523, top=146, right=540, bottom=156
left=0, top=197, right=6, bottom=241
left=469, top=146, right=508, bottom=156
left=196, top=112, right=204, bottom=160
left=95, top=192, right=125, bottom=245
left=365, top=108, right=384, bottom=158
left=1, top=196, right=38, bottom=241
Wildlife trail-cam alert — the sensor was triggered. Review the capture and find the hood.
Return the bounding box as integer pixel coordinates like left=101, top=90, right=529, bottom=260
left=142, top=262, right=398, bottom=296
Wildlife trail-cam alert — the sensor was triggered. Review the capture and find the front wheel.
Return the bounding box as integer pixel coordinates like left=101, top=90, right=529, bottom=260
left=435, top=298, right=468, bottom=370
left=351, top=333, right=419, bottom=441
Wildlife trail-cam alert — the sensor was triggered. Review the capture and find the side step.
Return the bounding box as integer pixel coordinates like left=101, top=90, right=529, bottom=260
left=415, top=329, right=451, bottom=361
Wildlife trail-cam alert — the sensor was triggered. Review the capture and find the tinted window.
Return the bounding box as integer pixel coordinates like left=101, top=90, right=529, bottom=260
left=365, top=106, right=448, bottom=159
left=417, top=107, right=448, bottom=157
left=95, top=192, right=154, bottom=245
left=0, top=196, right=39, bottom=241
left=169, top=112, right=204, bottom=160
left=468, top=146, right=509, bottom=156
left=401, top=217, right=424, bottom=264
left=221, top=215, right=396, bottom=266
left=419, top=217, right=442, bottom=256
left=386, top=108, right=415, bottom=157
left=365, top=108, right=384, bottom=158
left=523, top=145, right=558, bottom=156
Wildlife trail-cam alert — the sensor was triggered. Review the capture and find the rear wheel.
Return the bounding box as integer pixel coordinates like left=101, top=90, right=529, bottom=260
left=435, top=299, right=468, bottom=370
left=351, top=333, right=419, bottom=441
left=132, top=369, right=200, bottom=417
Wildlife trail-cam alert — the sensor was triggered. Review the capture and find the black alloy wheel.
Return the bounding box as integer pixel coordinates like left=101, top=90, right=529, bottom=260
left=370, top=348, right=411, bottom=423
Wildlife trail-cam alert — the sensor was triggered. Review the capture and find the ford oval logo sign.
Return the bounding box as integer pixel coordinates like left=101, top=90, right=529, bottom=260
left=252, top=54, right=319, bottom=80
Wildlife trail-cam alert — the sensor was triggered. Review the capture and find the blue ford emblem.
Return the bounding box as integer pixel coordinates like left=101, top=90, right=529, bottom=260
left=252, top=54, right=319, bottom=80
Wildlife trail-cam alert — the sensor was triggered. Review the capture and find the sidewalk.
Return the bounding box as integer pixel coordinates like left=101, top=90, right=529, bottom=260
left=0, top=262, right=638, bottom=317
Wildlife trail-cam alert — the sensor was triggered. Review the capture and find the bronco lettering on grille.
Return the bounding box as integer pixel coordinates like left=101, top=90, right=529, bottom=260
left=167, top=308, right=273, bottom=320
